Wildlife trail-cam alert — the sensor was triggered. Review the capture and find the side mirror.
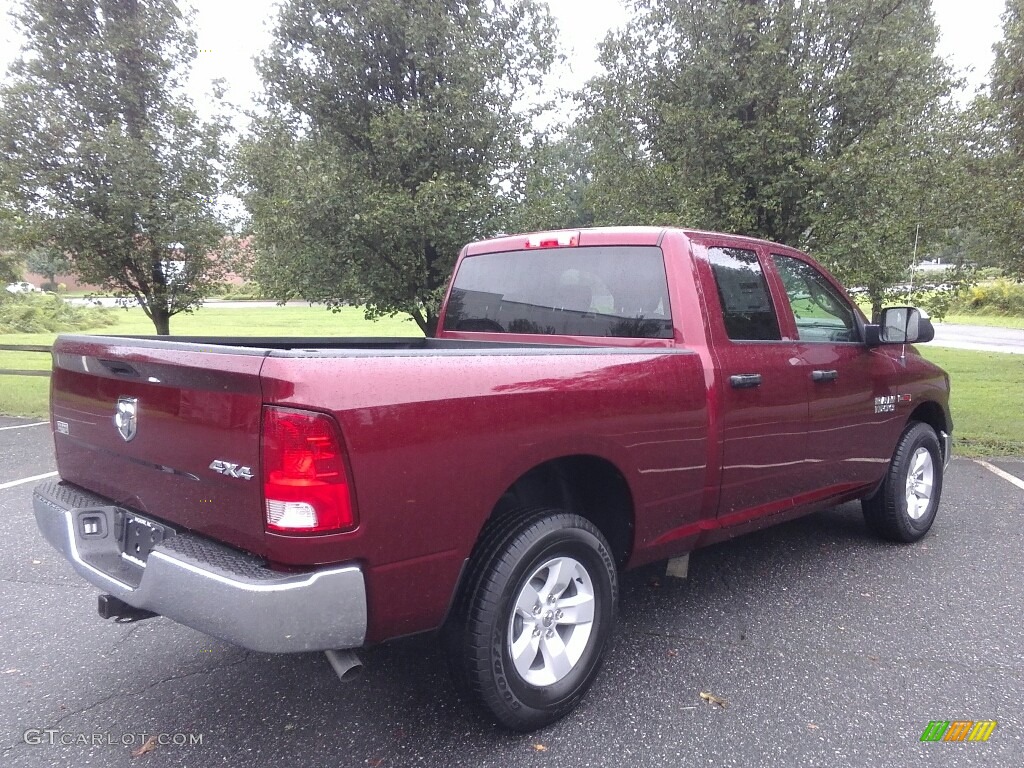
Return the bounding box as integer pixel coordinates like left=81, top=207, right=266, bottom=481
left=865, top=306, right=935, bottom=346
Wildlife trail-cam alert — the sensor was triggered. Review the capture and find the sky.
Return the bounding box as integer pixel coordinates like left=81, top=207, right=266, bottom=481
left=0, top=0, right=1010, bottom=123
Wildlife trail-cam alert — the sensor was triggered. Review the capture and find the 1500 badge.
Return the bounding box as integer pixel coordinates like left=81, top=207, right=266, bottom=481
left=874, top=395, right=897, bottom=413
left=874, top=393, right=912, bottom=413
left=209, top=460, right=254, bottom=480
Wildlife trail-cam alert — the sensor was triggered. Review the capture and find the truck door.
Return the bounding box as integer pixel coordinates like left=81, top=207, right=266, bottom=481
left=694, top=242, right=816, bottom=518
left=767, top=252, right=898, bottom=490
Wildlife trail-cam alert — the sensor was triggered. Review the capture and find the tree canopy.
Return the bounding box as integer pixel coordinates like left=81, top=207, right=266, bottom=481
left=579, top=0, right=965, bottom=316
left=976, top=0, right=1024, bottom=279
left=0, top=0, right=231, bottom=334
left=236, top=0, right=559, bottom=335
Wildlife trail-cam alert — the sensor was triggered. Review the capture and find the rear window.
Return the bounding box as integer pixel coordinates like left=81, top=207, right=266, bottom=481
left=442, top=246, right=673, bottom=338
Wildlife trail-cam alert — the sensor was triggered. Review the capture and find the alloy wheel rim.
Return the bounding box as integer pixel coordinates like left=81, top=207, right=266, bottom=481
left=905, top=446, right=934, bottom=520
left=507, top=556, right=596, bottom=687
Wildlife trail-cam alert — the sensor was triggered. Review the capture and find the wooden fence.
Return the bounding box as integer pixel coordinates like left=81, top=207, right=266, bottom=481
left=0, top=344, right=52, bottom=377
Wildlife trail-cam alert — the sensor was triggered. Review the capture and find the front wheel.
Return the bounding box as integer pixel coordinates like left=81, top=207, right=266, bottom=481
left=862, top=421, right=944, bottom=542
left=445, top=510, right=618, bottom=731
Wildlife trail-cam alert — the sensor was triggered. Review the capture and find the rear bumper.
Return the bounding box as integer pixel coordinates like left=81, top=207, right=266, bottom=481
left=33, top=480, right=366, bottom=653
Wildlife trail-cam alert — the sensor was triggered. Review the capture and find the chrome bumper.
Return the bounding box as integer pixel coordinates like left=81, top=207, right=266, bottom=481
left=33, top=480, right=366, bottom=653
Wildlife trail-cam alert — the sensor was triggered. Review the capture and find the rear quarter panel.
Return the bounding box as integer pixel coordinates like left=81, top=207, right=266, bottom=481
left=260, top=349, right=709, bottom=642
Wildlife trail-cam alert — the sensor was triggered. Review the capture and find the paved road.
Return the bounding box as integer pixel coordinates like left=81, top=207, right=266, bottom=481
left=932, top=323, right=1024, bottom=354
left=0, top=417, right=1021, bottom=767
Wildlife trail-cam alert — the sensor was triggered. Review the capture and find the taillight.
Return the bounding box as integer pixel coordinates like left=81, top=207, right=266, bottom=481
left=261, top=406, right=356, bottom=534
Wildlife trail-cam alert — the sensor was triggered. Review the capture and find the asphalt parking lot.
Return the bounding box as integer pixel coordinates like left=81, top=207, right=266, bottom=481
left=0, top=416, right=1021, bottom=768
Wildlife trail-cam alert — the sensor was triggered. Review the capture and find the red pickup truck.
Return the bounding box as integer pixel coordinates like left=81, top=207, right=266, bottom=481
left=34, top=227, right=951, bottom=730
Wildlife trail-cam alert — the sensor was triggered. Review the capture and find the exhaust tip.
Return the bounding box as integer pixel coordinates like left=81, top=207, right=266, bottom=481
left=325, top=649, right=363, bottom=683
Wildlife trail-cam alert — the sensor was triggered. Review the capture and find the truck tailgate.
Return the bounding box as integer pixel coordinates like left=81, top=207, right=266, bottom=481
left=50, top=336, right=268, bottom=557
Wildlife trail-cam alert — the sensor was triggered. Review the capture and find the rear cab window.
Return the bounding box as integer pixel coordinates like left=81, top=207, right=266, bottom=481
left=442, top=246, right=673, bottom=339
left=705, top=246, right=782, bottom=341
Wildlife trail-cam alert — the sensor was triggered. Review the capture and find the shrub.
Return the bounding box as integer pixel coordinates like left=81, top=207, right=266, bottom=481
left=951, top=280, right=1024, bottom=316
left=0, top=293, right=118, bottom=333
left=214, top=282, right=270, bottom=300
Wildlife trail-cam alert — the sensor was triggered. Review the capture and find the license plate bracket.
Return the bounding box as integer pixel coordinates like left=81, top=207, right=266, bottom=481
left=120, top=514, right=170, bottom=565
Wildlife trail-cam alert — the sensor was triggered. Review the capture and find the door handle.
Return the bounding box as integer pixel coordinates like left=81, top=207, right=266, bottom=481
left=811, top=369, right=838, bottom=382
left=729, top=374, right=762, bottom=389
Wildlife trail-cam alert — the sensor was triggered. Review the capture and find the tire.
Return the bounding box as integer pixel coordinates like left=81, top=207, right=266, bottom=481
left=862, top=421, right=943, bottom=543
left=444, top=509, right=618, bottom=731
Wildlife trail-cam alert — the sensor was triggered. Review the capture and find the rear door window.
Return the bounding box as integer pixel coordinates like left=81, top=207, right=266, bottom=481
left=706, top=247, right=782, bottom=341
left=443, top=246, right=673, bottom=338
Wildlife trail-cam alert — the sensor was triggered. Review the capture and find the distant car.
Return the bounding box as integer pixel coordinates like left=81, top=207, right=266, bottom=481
left=5, top=281, right=40, bottom=294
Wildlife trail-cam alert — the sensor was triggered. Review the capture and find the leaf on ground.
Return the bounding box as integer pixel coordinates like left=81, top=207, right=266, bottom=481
left=699, top=691, right=729, bottom=708
left=366, top=759, right=385, bottom=767
left=532, top=743, right=548, bottom=752
left=131, top=736, right=157, bottom=757
left=667, top=649, right=678, bottom=657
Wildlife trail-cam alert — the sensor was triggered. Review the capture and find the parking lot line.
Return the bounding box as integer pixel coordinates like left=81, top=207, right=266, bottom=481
left=975, top=460, right=1024, bottom=492
left=0, top=471, right=58, bottom=491
left=0, top=421, right=48, bottom=431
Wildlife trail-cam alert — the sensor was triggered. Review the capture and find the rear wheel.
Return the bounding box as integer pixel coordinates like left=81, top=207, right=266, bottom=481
left=862, top=421, right=943, bottom=542
left=444, top=510, right=618, bottom=731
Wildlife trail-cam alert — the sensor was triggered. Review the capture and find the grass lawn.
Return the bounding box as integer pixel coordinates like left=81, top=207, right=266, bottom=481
left=2, top=306, right=1021, bottom=458
left=920, top=347, right=1024, bottom=457
left=939, top=314, right=1024, bottom=329
left=0, top=304, right=421, bottom=418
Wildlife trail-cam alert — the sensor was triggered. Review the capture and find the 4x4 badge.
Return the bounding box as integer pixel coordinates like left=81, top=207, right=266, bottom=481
left=209, top=460, right=254, bottom=480
left=114, top=396, right=138, bottom=442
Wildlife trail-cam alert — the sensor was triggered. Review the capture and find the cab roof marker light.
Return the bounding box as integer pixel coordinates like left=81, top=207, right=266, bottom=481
left=525, top=232, right=579, bottom=249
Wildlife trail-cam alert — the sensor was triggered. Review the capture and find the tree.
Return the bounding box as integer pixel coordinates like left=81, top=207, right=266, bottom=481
left=0, top=203, right=25, bottom=286
left=236, top=0, right=558, bottom=336
left=0, top=0, right=231, bottom=334
left=25, top=247, right=71, bottom=287
left=579, top=0, right=963, bottom=316
left=974, top=0, right=1024, bottom=280
left=507, top=128, right=595, bottom=234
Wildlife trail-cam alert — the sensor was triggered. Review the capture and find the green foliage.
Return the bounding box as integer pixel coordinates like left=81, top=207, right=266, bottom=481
left=951, top=279, right=1024, bottom=316
left=992, top=0, right=1024, bottom=155
left=236, top=0, right=558, bottom=335
left=0, top=252, right=21, bottom=286
left=0, top=202, right=25, bottom=284
left=968, top=1, right=1024, bottom=280
left=0, top=0, right=231, bottom=334
left=508, top=128, right=595, bottom=234
left=0, top=293, right=117, bottom=333
left=579, top=0, right=964, bottom=315
left=212, top=282, right=271, bottom=300
left=24, top=246, right=71, bottom=282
